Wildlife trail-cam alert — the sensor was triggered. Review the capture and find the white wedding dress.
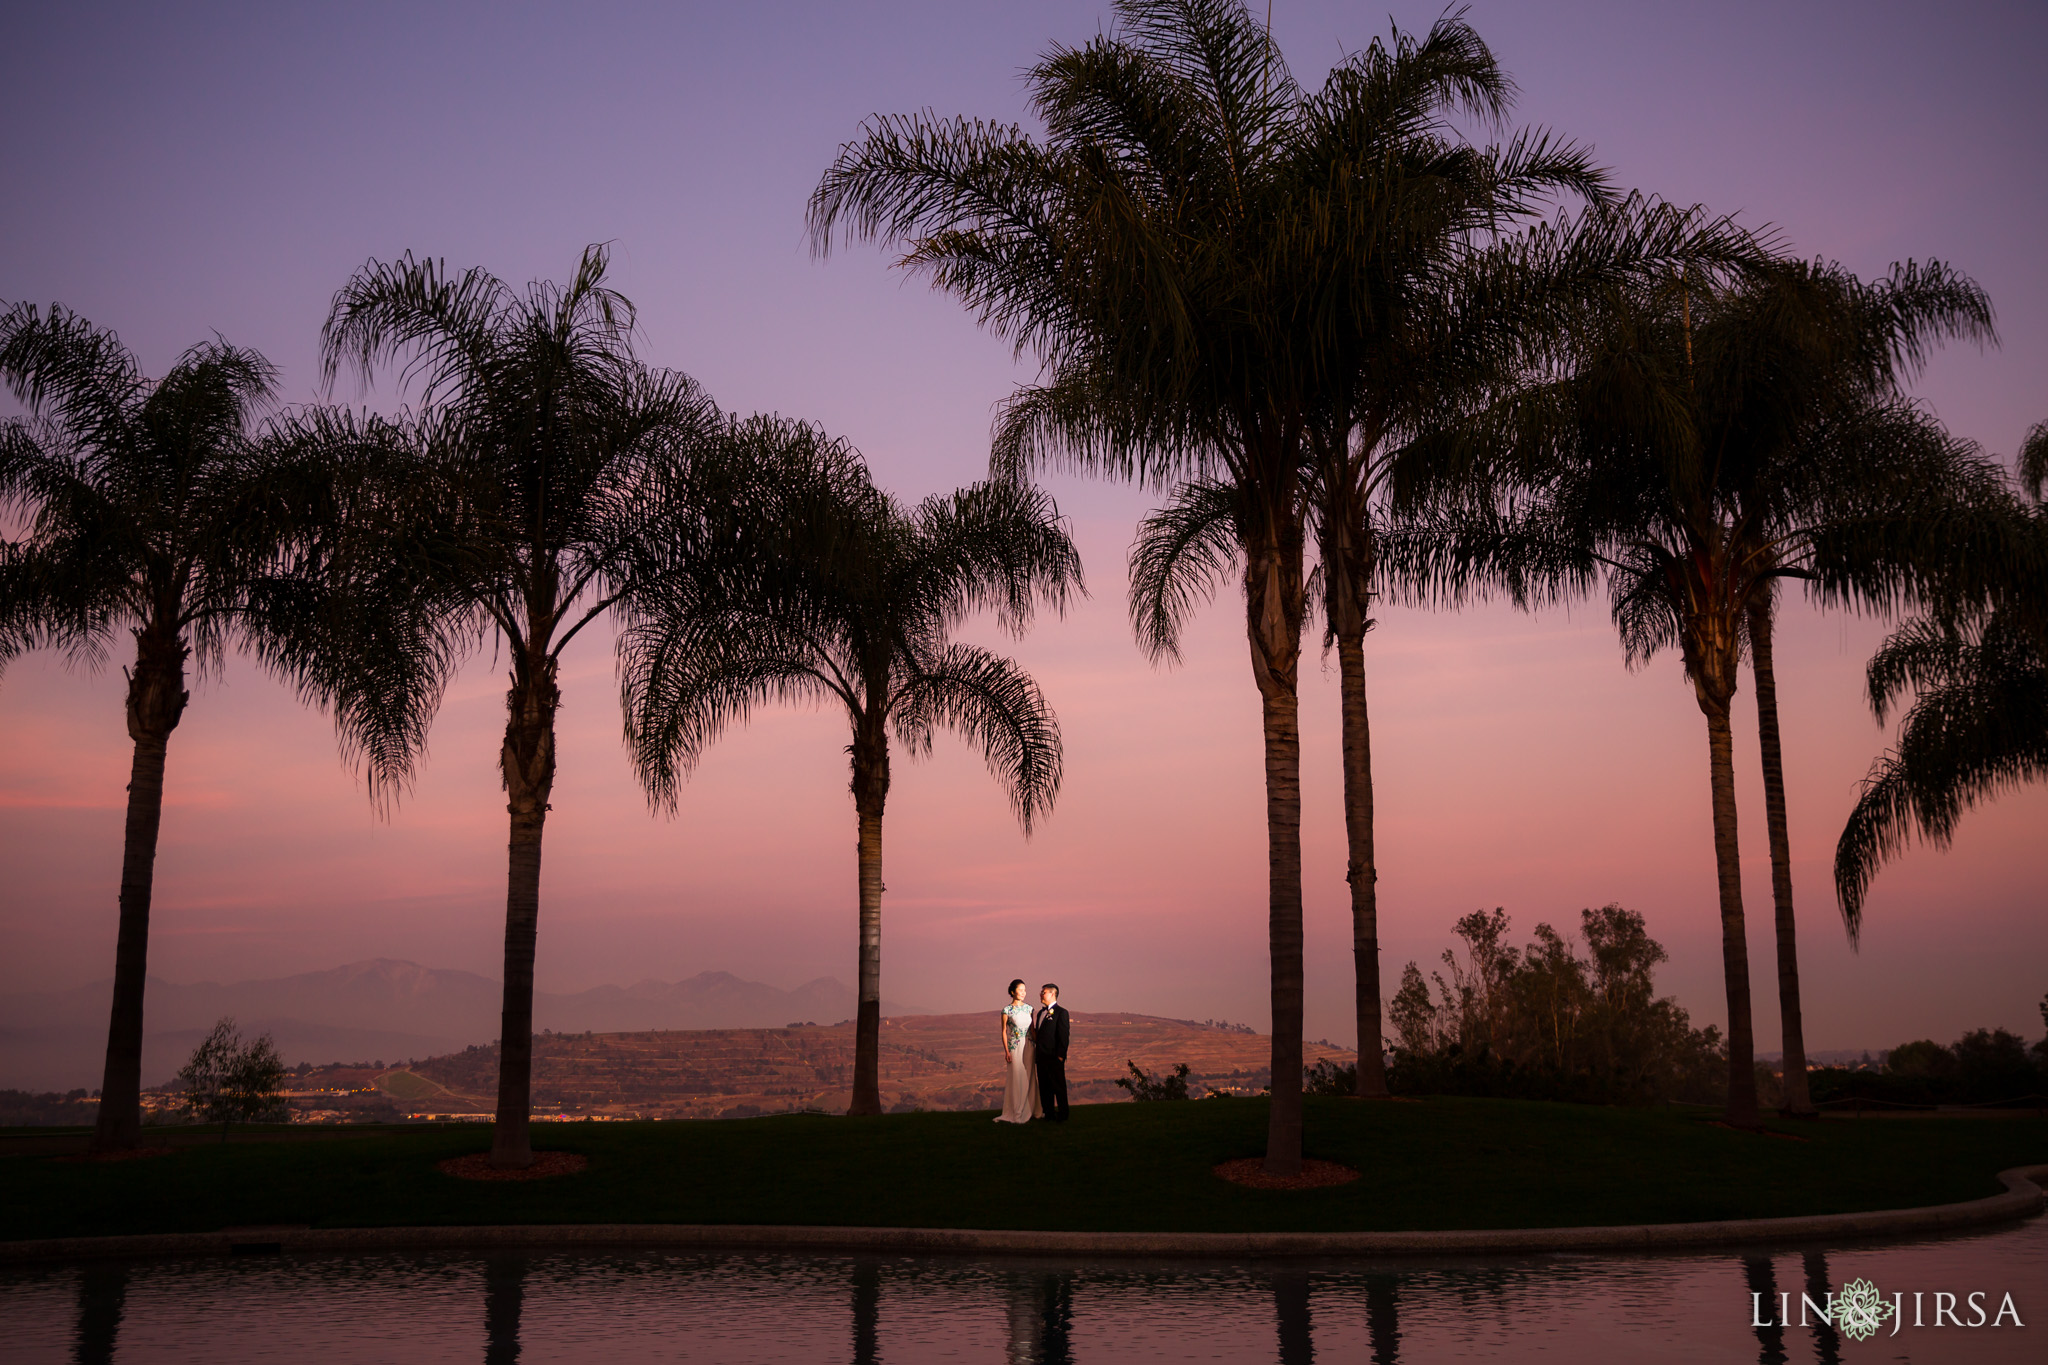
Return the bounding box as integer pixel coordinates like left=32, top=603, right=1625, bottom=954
left=994, top=1001, right=1041, bottom=1123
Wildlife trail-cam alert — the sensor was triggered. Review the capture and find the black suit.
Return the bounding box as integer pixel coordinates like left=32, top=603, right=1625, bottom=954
left=1033, top=1003, right=1070, bottom=1121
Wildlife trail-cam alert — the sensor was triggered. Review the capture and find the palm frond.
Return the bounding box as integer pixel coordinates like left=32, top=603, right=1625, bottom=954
left=909, top=479, right=1085, bottom=637
left=618, top=415, right=1074, bottom=831
left=0, top=302, right=146, bottom=461
left=893, top=642, right=1062, bottom=833
left=1128, top=479, right=1240, bottom=663
left=618, top=603, right=842, bottom=814
left=2019, top=419, right=2048, bottom=503
left=1836, top=607, right=2048, bottom=936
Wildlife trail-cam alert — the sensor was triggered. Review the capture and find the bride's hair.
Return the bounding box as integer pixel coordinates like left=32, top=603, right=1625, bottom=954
left=1007, top=978, right=1026, bottom=998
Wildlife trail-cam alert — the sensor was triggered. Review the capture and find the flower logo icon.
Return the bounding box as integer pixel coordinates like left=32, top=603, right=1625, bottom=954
left=1833, top=1278, right=1896, bottom=1342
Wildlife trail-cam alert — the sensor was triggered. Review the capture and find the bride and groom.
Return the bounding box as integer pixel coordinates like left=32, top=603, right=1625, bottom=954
left=994, top=980, right=1069, bottom=1124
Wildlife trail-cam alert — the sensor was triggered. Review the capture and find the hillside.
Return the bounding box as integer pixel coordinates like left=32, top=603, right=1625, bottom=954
left=0, top=959, right=927, bottom=1091
left=394, top=1014, right=1357, bottom=1118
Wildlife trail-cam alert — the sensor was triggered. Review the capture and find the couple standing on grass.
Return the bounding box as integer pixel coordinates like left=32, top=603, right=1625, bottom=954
left=994, top=980, right=1069, bottom=1124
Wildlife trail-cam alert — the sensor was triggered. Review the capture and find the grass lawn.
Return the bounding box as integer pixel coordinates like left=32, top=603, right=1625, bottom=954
left=3, top=1098, right=2043, bottom=1243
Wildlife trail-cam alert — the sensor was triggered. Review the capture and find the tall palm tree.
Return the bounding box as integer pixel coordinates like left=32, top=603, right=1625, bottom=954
left=617, top=417, right=1080, bottom=1116
left=1708, top=260, right=1998, bottom=1115
left=1280, top=33, right=1754, bottom=1095
left=1448, top=260, right=2005, bottom=1126
left=810, top=0, right=1602, bottom=1172
left=1835, top=423, right=2048, bottom=928
left=1268, top=17, right=1600, bottom=1102
left=0, top=303, right=391, bottom=1151
left=313, top=246, right=722, bottom=1167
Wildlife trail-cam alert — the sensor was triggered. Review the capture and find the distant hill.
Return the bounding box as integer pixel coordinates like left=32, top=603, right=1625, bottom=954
left=0, top=959, right=927, bottom=1091
left=394, top=1013, right=1358, bottom=1119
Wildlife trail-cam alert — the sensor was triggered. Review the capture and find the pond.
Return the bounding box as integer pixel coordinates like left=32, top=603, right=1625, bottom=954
left=3, top=1216, right=2040, bottom=1363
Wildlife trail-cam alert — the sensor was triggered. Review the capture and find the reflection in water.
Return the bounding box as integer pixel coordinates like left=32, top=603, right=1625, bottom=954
left=482, top=1253, right=526, bottom=1365
left=1743, top=1256, right=1786, bottom=1365
left=1038, top=1272, right=1075, bottom=1365
left=1004, top=1271, right=1075, bottom=1365
left=69, top=1263, right=127, bottom=1365
left=1802, top=1252, right=1841, bottom=1365
left=1, top=1216, right=2040, bottom=1364
left=1363, top=1274, right=1399, bottom=1365
left=1273, top=1268, right=1313, bottom=1364
left=850, top=1261, right=879, bottom=1365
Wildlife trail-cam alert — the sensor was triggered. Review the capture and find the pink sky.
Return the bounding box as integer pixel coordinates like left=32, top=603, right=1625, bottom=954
left=2, top=1, right=2044, bottom=1052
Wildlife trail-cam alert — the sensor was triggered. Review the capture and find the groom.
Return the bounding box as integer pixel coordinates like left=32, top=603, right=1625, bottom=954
left=1032, top=984, right=1070, bottom=1123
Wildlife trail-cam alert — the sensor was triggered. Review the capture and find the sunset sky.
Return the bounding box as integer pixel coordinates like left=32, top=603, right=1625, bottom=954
left=3, top=0, right=2043, bottom=1055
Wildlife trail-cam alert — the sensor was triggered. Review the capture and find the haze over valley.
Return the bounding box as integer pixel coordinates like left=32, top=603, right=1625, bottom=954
left=0, top=958, right=931, bottom=1091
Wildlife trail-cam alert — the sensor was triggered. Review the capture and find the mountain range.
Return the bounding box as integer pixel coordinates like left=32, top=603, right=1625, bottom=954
left=0, top=958, right=928, bottom=1091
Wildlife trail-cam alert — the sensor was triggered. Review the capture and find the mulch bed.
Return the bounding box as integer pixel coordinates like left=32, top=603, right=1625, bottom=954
left=52, top=1147, right=179, bottom=1164
left=1214, top=1157, right=1360, bottom=1191
left=438, top=1151, right=589, bottom=1182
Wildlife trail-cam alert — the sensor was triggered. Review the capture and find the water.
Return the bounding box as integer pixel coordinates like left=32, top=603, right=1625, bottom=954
left=3, top=1217, right=2041, bottom=1363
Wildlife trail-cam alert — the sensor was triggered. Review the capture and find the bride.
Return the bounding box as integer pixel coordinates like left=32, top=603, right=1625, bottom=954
left=994, top=978, right=1041, bottom=1123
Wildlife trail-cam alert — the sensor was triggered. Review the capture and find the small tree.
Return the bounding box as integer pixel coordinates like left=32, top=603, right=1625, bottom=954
left=177, top=1018, right=285, bottom=1141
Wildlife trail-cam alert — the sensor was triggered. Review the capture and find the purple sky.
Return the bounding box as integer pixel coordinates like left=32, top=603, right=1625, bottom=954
left=3, top=1, right=2044, bottom=1052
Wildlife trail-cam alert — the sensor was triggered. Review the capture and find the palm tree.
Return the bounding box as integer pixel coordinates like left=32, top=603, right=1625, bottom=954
left=1265, top=18, right=1597, bottom=1102
left=810, top=0, right=1603, bottom=1172
left=1835, top=422, right=2048, bottom=929
left=1279, top=37, right=1756, bottom=1097
left=313, top=246, right=722, bottom=1167
left=617, top=417, right=1080, bottom=1116
left=1711, top=261, right=1999, bottom=1116
left=1449, top=259, right=2005, bottom=1126
left=0, top=303, right=392, bottom=1151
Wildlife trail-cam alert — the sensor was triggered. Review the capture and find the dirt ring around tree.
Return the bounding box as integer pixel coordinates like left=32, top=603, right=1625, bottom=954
left=438, top=1151, right=588, bottom=1182
left=1213, top=1157, right=1360, bottom=1191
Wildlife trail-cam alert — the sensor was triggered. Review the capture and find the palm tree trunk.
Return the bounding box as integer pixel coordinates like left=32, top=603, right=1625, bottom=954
left=1747, top=597, right=1815, bottom=1117
left=491, top=656, right=559, bottom=1169
left=1700, top=698, right=1761, bottom=1128
left=1261, top=676, right=1305, bottom=1171
left=1335, top=630, right=1389, bottom=1098
left=849, top=716, right=891, bottom=1118
left=92, top=624, right=189, bottom=1153
left=1247, top=533, right=1307, bottom=1176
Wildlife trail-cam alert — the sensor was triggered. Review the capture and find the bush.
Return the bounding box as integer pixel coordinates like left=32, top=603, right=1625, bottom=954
left=1807, top=1024, right=2047, bottom=1109
left=1303, top=1058, right=1356, bottom=1096
left=1114, top=1060, right=1189, bottom=1101
left=1885, top=1039, right=1954, bottom=1079
left=1384, top=905, right=1727, bottom=1105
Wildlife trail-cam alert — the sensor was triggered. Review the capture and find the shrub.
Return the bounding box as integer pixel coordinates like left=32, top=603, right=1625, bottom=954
left=1303, top=1059, right=1356, bottom=1096
left=1114, top=1060, right=1189, bottom=1101
left=1806, top=1024, right=2047, bottom=1109
left=1384, top=905, right=1726, bottom=1105
left=1884, top=1039, right=1954, bottom=1078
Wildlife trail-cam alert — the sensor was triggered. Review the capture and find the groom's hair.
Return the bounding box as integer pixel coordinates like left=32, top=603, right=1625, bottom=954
left=1041, top=983, right=1059, bottom=997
